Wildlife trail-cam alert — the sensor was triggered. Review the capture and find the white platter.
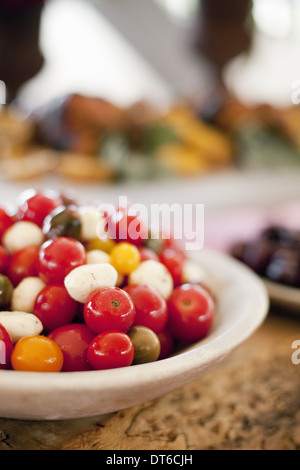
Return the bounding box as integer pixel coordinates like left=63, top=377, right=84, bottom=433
left=0, top=249, right=269, bottom=421
left=264, top=279, right=300, bottom=313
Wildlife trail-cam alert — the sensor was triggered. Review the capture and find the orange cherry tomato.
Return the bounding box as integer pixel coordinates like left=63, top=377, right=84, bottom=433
left=11, top=335, right=64, bottom=372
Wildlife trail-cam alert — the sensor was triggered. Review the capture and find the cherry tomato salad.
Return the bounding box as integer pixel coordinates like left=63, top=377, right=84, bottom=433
left=0, top=189, right=216, bottom=373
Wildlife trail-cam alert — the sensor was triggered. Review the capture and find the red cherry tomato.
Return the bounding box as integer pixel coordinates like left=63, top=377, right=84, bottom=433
left=84, top=287, right=136, bottom=335
left=17, top=189, right=62, bottom=227
left=0, top=207, right=14, bottom=241
left=157, top=327, right=174, bottom=360
left=0, top=324, right=13, bottom=370
left=48, top=324, right=95, bottom=372
left=37, top=237, right=86, bottom=284
left=106, top=206, right=147, bottom=247
left=34, top=284, right=78, bottom=332
left=87, top=331, right=134, bottom=370
left=0, top=246, right=10, bottom=274
left=163, top=236, right=185, bottom=254
left=159, top=247, right=186, bottom=287
left=168, top=284, right=215, bottom=343
left=124, top=284, right=168, bottom=334
left=7, top=245, right=39, bottom=286
left=138, top=247, right=159, bottom=262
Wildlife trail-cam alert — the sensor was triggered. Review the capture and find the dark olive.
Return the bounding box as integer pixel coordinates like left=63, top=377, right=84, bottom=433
left=242, top=239, right=278, bottom=275
left=260, top=226, right=292, bottom=244
left=0, top=274, right=13, bottom=308
left=43, top=205, right=82, bottom=240
left=144, top=231, right=164, bottom=255
left=127, top=326, right=161, bottom=365
left=233, top=225, right=300, bottom=287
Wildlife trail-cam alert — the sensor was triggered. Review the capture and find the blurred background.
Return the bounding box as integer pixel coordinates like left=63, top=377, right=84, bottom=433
left=1, top=0, right=300, bottom=248
left=4, top=0, right=300, bottom=108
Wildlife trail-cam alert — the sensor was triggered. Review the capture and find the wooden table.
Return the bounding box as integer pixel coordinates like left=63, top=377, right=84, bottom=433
left=1, top=307, right=300, bottom=451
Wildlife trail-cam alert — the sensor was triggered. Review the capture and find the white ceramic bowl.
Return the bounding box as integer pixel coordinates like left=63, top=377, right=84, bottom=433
left=0, top=249, right=269, bottom=420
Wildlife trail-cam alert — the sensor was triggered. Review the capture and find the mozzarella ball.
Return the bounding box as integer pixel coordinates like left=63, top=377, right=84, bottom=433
left=2, top=221, right=44, bottom=254
left=11, top=277, right=46, bottom=313
left=0, top=311, right=43, bottom=344
left=129, top=260, right=173, bottom=299
left=78, top=205, right=107, bottom=242
left=86, top=249, right=110, bottom=265
left=64, top=263, right=118, bottom=303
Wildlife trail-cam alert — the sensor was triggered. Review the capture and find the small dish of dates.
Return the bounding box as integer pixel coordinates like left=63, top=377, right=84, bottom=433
left=230, top=225, right=300, bottom=311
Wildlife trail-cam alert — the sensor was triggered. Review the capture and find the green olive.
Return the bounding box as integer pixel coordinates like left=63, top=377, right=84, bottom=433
left=44, top=205, right=82, bottom=240
left=0, top=274, right=13, bottom=308
left=144, top=232, right=164, bottom=255
left=127, top=326, right=161, bottom=365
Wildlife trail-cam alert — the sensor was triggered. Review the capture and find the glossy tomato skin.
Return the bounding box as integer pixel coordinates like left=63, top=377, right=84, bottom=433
left=106, top=206, right=147, bottom=247
left=11, top=335, right=64, bottom=372
left=138, top=247, right=159, bottom=262
left=163, top=236, right=185, bottom=254
left=0, top=208, right=14, bottom=241
left=123, top=284, right=168, bottom=334
left=87, top=331, right=134, bottom=370
left=0, top=246, right=10, bottom=274
left=159, top=247, right=186, bottom=287
left=7, top=245, right=39, bottom=286
left=17, top=189, right=62, bottom=228
left=168, top=284, right=216, bottom=343
left=83, top=287, right=136, bottom=335
left=34, top=284, right=78, bottom=332
left=37, top=237, right=87, bottom=284
left=48, top=324, right=95, bottom=372
left=0, top=324, right=13, bottom=370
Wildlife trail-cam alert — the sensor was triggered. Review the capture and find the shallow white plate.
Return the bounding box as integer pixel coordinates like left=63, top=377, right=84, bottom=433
left=264, top=279, right=300, bottom=313
left=0, top=249, right=269, bottom=421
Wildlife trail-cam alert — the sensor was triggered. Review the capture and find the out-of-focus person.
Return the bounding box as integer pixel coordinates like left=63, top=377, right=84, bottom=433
left=0, top=0, right=45, bottom=103
left=194, top=0, right=253, bottom=80
left=0, top=0, right=254, bottom=105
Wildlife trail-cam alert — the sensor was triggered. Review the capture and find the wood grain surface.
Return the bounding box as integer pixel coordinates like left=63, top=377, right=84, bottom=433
left=1, top=310, right=300, bottom=451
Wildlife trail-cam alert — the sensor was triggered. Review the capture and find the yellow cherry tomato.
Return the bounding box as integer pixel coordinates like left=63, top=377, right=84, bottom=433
left=110, top=242, right=141, bottom=275
left=86, top=238, right=116, bottom=254
left=11, top=335, right=64, bottom=372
